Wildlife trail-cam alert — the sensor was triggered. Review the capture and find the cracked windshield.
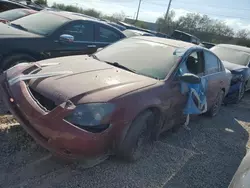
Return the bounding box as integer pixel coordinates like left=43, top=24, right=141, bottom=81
left=0, top=0, right=250, bottom=188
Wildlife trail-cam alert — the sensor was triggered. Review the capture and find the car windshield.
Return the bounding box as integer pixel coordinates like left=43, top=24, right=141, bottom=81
left=11, top=11, right=69, bottom=36
left=211, top=46, right=250, bottom=66
left=0, top=9, right=30, bottom=21
left=95, top=38, right=182, bottom=80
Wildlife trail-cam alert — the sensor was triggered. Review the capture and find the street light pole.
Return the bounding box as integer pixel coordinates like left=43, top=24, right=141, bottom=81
left=135, top=0, right=142, bottom=21
left=164, top=0, right=172, bottom=22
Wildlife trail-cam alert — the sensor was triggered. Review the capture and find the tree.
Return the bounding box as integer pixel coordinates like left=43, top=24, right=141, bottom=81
left=34, top=0, right=47, bottom=5
left=236, top=29, right=250, bottom=39
left=134, top=21, right=148, bottom=29
left=82, top=9, right=101, bottom=18
left=156, top=10, right=175, bottom=33
left=52, top=3, right=84, bottom=13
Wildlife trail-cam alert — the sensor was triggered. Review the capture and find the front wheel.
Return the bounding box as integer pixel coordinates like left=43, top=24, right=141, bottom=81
left=206, top=90, right=224, bottom=117
left=2, top=54, right=36, bottom=71
left=117, top=111, right=155, bottom=162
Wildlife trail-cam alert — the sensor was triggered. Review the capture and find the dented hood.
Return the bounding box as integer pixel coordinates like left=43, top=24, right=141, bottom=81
left=28, top=55, right=157, bottom=104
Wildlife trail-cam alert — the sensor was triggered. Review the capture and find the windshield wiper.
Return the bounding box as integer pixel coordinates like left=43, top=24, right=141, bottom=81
left=11, top=23, right=28, bottom=31
left=105, top=61, right=136, bottom=73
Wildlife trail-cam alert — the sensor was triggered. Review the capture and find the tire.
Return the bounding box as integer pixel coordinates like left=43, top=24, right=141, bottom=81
left=2, top=54, right=36, bottom=71
left=117, top=110, right=155, bottom=162
left=206, top=90, right=224, bottom=117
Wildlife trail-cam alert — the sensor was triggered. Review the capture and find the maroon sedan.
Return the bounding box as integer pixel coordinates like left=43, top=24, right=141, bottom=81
left=0, top=8, right=37, bottom=24
left=0, top=37, right=231, bottom=164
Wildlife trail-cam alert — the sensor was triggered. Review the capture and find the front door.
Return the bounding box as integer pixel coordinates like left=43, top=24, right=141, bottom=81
left=48, top=20, right=96, bottom=58
left=160, top=49, right=206, bottom=131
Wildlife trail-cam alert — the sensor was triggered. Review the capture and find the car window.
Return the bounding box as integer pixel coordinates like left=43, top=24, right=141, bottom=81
left=179, top=51, right=205, bottom=76
left=172, top=31, right=191, bottom=42
left=12, top=11, right=69, bottom=36
left=211, top=46, right=250, bottom=66
left=61, top=22, right=94, bottom=42
left=0, top=2, right=22, bottom=12
left=0, top=9, right=30, bottom=21
left=95, top=38, right=182, bottom=80
left=204, top=51, right=220, bottom=74
left=96, top=25, right=121, bottom=43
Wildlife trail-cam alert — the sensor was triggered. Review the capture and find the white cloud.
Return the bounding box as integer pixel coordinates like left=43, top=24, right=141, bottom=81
left=224, top=19, right=250, bottom=31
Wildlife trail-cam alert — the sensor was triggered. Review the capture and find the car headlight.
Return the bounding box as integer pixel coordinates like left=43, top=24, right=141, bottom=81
left=64, top=103, right=115, bottom=129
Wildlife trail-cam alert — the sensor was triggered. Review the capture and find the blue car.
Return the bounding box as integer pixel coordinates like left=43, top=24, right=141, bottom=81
left=211, top=44, right=250, bottom=103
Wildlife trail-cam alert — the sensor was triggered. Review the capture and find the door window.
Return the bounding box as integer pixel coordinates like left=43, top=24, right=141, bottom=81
left=204, top=51, right=220, bottom=74
left=61, top=22, right=94, bottom=42
left=96, top=25, right=121, bottom=43
left=179, top=51, right=205, bottom=76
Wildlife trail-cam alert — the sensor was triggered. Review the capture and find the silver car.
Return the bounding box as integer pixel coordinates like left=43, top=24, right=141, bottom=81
left=228, top=151, right=250, bottom=188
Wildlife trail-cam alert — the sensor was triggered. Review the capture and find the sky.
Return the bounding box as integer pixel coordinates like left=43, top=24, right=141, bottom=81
left=47, top=0, right=250, bottom=32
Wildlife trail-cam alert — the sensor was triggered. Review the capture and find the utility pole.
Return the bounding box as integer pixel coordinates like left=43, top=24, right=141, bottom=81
left=164, top=0, right=172, bottom=22
left=135, top=0, right=142, bottom=21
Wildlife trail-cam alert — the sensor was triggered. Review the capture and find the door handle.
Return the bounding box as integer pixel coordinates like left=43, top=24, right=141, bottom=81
left=87, top=45, right=97, bottom=48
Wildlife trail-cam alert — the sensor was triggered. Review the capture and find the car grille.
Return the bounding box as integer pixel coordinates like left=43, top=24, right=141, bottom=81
left=28, top=87, right=57, bottom=111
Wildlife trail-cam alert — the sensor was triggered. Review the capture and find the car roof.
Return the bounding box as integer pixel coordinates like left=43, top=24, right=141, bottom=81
left=132, top=36, right=196, bottom=48
left=216, top=44, right=250, bottom=54
left=44, top=10, right=114, bottom=25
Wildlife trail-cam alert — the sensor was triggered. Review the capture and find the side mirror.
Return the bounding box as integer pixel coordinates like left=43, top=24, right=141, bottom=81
left=179, top=73, right=201, bottom=84
left=97, top=48, right=103, bottom=52
left=59, top=34, right=74, bottom=43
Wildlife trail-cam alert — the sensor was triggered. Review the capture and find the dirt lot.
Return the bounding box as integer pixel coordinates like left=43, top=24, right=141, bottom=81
left=1, top=94, right=250, bottom=188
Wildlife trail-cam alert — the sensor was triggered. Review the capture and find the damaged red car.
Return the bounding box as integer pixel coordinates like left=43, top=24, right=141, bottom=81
left=0, top=37, right=231, bottom=164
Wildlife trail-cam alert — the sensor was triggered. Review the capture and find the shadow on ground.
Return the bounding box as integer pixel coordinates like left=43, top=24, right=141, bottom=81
left=0, top=94, right=249, bottom=188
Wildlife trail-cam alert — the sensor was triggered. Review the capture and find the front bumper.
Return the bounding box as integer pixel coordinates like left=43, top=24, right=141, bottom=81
left=0, top=73, right=119, bottom=160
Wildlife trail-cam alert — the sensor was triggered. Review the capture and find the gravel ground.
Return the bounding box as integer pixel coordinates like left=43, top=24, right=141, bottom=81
left=0, top=93, right=250, bottom=188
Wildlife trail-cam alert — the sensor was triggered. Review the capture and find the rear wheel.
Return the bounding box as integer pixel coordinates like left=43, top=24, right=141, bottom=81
left=206, top=90, right=224, bottom=117
left=117, top=111, right=155, bottom=162
left=2, top=54, right=36, bottom=71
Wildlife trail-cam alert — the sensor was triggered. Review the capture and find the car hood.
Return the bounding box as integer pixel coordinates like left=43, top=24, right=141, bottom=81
left=0, top=22, right=40, bottom=38
left=27, top=55, right=157, bottom=104
left=222, top=60, right=247, bottom=72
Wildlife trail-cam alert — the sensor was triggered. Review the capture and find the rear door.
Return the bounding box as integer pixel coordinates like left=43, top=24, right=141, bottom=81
left=203, top=50, right=225, bottom=108
left=94, top=23, right=125, bottom=50
left=49, top=20, right=95, bottom=58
